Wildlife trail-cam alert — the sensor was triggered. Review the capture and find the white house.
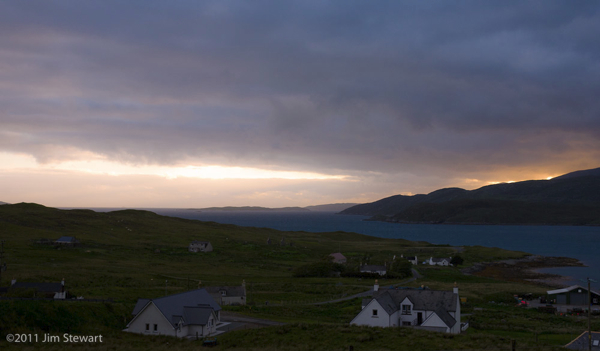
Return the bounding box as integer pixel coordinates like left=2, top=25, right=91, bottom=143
left=428, top=257, right=451, bottom=266
left=205, top=281, right=247, bottom=306
left=351, top=284, right=461, bottom=334
left=9, top=279, right=67, bottom=299
left=188, top=241, right=213, bottom=253
left=124, top=289, right=221, bottom=338
left=406, top=256, right=418, bottom=265
left=360, top=264, right=387, bottom=276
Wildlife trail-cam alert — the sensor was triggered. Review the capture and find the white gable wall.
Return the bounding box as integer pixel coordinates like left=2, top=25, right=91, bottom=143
left=126, top=303, right=175, bottom=337
left=420, top=312, right=450, bottom=333
left=350, top=299, right=391, bottom=327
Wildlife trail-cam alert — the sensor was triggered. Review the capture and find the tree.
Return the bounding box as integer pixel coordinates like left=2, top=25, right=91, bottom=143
left=450, top=255, right=464, bottom=266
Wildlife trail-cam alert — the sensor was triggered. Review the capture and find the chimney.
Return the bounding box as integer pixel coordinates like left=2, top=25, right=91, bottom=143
left=198, top=280, right=202, bottom=289
left=11, top=279, right=16, bottom=286
left=374, top=279, right=379, bottom=292
left=61, top=278, right=65, bottom=293
left=453, top=282, right=458, bottom=295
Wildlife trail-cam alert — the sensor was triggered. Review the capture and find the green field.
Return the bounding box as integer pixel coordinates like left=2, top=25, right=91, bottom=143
left=0, top=203, right=597, bottom=350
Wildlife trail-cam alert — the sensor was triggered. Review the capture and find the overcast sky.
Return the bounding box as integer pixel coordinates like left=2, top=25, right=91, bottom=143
left=1, top=1, right=599, bottom=208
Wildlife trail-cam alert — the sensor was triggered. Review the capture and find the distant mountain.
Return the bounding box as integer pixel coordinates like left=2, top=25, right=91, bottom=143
left=340, top=167, right=600, bottom=226
left=0, top=201, right=8, bottom=205
left=196, top=206, right=309, bottom=212
left=304, top=203, right=359, bottom=212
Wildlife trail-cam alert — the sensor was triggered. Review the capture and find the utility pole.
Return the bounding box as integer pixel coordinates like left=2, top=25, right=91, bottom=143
left=0, top=240, right=5, bottom=282
left=582, top=277, right=597, bottom=351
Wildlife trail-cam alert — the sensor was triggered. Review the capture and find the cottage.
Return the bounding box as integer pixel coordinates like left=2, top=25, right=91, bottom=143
left=9, top=279, right=67, bottom=299
left=547, top=285, right=600, bottom=306
left=360, top=265, right=387, bottom=276
left=54, top=236, right=79, bottom=246
left=205, top=281, right=246, bottom=306
left=329, top=253, right=347, bottom=264
left=188, top=241, right=213, bottom=253
left=124, top=289, right=221, bottom=338
left=565, top=331, right=600, bottom=350
left=406, top=256, right=418, bottom=265
left=428, top=257, right=451, bottom=266
left=351, top=283, right=461, bottom=334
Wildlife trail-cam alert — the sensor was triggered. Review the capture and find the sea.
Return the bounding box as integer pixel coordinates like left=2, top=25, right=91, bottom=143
left=82, top=208, right=600, bottom=290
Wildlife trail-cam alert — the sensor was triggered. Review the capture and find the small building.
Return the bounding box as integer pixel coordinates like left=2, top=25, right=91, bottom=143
left=351, top=284, right=461, bottom=334
left=406, top=256, right=418, bottom=265
left=124, top=289, right=221, bottom=338
left=205, top=281, right=246, bottom=306
left=54, top=236, right=79, bottom=246
left=547, top=285, right=600, bottom=306
left=360, top=264, right=387, bottom=276
left=429, top=257, right=451, bottom=266
left=329, top=253, right=347, bottom=264
left=9, top=279, right=67, bottom=299
left=565, top=331, right=600, bottom=350
left=188, top=241, right=213, bottom=253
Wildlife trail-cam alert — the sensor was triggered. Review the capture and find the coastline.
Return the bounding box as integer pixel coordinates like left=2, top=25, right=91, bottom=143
left=461, top=255, right=586, bottom=288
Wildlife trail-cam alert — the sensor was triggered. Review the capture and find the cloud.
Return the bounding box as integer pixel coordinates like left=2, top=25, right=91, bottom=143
left=1, top=1, right=599, bottom=205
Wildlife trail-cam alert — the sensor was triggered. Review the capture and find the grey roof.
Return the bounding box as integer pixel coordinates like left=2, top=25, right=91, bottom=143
left=55, top=236, right=78, bottom=243
left=548, top=285, right=600, bottom=296
left=182, top=306, right=214, bottom=326
left=131, top=289, right=221, bottom=328
left=406, top=256, right=417, bottom=260
left=330, top=253, right=346, bottom=260
left=431, top=307, right=457, bottom=328
left=360, top=265, right=386, bottom=272
left=190, top=241, right=210, bottom=244
left=205, top=285, right=245, bottom=297
left=11, top=282, right=63, bottom=293
left=431, top=258, right=449, bottom=263
left=565, top=331, right=600, bottom=350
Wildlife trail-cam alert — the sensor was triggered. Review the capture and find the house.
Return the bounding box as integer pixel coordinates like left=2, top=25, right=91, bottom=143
left=406, top=256, right=418, bottom=265
left=428, top=257, right=451, bottom=266
left=565, top=331, right=600, bottom=350
left=54, top=236, right=79, bottom=246
left=547, top=285, right=600, bottom=306
left=188, top=241, right=213, bottom=253
left=329, top=253, right=347, bottom=264
left=360, top=265, right=387, bottom=276
left=124, top=289, right=221, bottom=338
left=351, top=283, right=461, bottom=334
left=9, top=279, right=67, bottom=299
left=205, top=281, right=246, bottom=306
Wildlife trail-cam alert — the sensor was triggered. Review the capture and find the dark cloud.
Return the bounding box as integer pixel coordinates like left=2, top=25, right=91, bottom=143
left=1, top=1, right=599, bottom=179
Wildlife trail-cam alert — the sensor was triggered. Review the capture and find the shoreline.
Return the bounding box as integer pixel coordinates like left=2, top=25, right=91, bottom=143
left=461, top=255, right=586, bottom=288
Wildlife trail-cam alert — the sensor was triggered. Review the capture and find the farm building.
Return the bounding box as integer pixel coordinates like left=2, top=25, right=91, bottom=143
left=188, top=241, right=213, bottom=253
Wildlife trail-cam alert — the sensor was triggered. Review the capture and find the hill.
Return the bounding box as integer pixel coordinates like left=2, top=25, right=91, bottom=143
left=303, top=203, right=359, bottom=212
left=341, top=167, right=600, bottom=225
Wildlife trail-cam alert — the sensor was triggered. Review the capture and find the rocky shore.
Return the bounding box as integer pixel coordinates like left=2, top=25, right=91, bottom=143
left=461, top=255, right=585, bottom=288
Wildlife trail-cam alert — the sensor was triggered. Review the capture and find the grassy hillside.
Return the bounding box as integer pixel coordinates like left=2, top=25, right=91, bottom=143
left=0, top=203, right=596, bottom=350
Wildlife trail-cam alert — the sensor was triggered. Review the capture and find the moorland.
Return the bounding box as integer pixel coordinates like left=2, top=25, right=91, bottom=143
left=0, top=203, right=597, bottom=350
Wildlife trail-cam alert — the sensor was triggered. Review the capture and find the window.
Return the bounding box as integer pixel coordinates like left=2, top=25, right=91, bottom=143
left=372, top=309, right=378, bottom=317
left=221, top=290, right=227, bottom=296
left=145, top=323, right=149, bottom=331
left=401, top=305, right=412, bottom=315
left=402, top=321, right=412, bottom=326
left=153, top=324, right=158, bottom=331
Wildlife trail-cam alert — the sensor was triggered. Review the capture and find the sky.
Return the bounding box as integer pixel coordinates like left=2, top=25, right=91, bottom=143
left=1, top=1, right=599, bottom=208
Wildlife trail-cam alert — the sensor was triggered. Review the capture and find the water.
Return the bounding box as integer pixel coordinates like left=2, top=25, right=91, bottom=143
left=85, top=208, right=600, bottom=289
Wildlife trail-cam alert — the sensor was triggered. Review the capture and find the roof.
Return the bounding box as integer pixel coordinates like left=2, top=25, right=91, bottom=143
left=190, top=241, right=210, bottom=244
left=182, top=306, right=214, bottom=326
left=130, top=289, right=221, bottom=329
left=360, top=265, right=386, bottom=272
left=547, top=285, right=600, bottom=296
left=565, top=331, right=600, bottom=350
left=329, top=253, right=346, bottom=260
left=55, top=236, right=78, bottom=243
left=406, top=256, right=417, bottom=260
left=205, top=285, right=245, bottom=297
left=11, top=282, right=63, bottom=293
left=431, top=258, right=450, bottom=263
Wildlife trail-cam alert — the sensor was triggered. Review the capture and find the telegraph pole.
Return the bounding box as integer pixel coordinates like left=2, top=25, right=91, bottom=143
left=0, top=240, right=5, bottom=283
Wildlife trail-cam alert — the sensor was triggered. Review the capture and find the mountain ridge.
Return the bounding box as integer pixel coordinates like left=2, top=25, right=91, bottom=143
left=340, top=167, right=600, bottom=226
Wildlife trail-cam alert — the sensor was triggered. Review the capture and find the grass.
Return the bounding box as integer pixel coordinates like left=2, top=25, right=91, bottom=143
left=0, top=202, right=597, bottom=350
